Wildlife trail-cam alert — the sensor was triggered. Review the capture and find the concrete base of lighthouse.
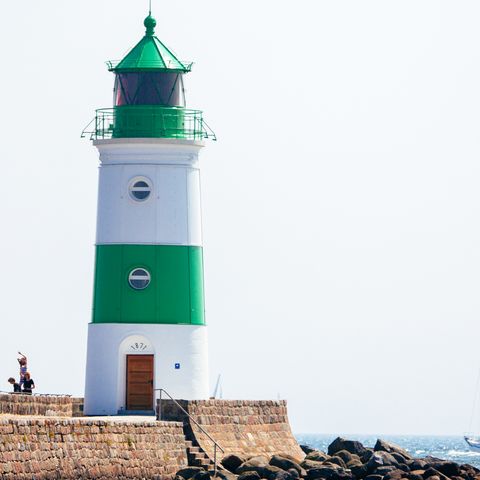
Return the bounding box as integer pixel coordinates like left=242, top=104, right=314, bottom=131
left=84, top=324, right=209, bottom=416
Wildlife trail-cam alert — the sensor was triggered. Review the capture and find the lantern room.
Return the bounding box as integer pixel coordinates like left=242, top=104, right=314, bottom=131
left=82, top=14, right=215, bottom=141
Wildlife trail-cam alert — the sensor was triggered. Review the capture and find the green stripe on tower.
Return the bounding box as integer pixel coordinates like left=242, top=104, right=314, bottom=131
left=92, top=245, right=205, bottom=325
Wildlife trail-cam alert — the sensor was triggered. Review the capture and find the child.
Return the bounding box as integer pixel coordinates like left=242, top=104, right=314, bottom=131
left=17, top=352, right=27, bottom=386
left=7, top=377, right=21, bottom=393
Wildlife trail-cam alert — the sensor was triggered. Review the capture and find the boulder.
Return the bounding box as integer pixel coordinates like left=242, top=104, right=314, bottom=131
left=374, top=440, right=412, bottom=461
left=365, top=475, right=384, bottom=480
left=361, top=450, right=375, bottom=463
left=177, top=467, right=206, bottom=480
left=430, top=463, right=461, bottom=478
left=423, top=468, right=450, bottom=480
left=349, top=463, right=368, bottom=479
left=273, top=471, right=296, bottom=480
left=223, top=455, right=247, bottom=473
left=407, top=474, right=424, bottom=480
left=236, top=457, right=270, bottom=477
left=301, top=445, right=318, bottom=455
left=306, top=466, right=344, bottom=480
left=238, top=472, right=262, bottom=480
left=193, top=472, right=211, bottom=480
left=390, top=453, right=408, bottom=465
left=306, top=452, right=331, bottom=463
left=270, top=456, right=306, bottom=476
left=410, top=461, right=427, bottom=471
left=333, top=450, right=361, bottom=466
left=384, top=469, right=408, bottom=480
left=264, top=465, right=287, bottom=480
left=367, top=452, right=400, bottom=473
left=288, top=469, right=301, bottom=479
left=326, top=457, right=348, bottom=469
left=301, top=460, right=326, bottom=471
left=375, top=466, right=397, bottom=476
left=328, top=438, right=367, bottom=456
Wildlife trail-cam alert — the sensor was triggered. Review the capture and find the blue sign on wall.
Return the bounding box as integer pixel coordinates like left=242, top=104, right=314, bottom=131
left=175, top=363, right=181, bottom=370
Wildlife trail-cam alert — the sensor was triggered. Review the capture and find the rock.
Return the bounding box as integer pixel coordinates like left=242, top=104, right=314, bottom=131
left=223, top=455, right=248, bottom=473
left=367, top=452, right=400, bottom=473
left=407, top=474, right=424, bottom=480
left=423, top=468, right=450, bottom=480
left=361, top=450, right=375, bottom=463
left=375, top=466, right=397, bottom=476
left=430, top=463, right=461, bottom=478
left=306, top=466, right=344, bottom=480
left=238, top=472, right=262, bottom=480
left=365, top=475, right=384, bottom=480
left=193, top=472, right=211, bottom=480
left=273, top=471, right=296, bottom=480
left=326, top=457, right=347, bottom=469
left=288, top=469, right=301, bottom=479
left=374, top=440, right=412, bottom=461
left=333, top=450, right=361, bottom=466
left=236, top=457, right=270, bottom=477
left=264, top=465, right=287, bottom=480
left=301, top=460, right=325, bottom=471
left=306, top=452, right=331, bottom=463
left=349, top=463, right=368, bottom=479
left=270, top=456, right=305, bottom=475
left=177, top=468, right=205, bottom=480
left=213, top=471, right=238, bottom=480
left=410, top=461, right=427, bottom=471
left=328, top=438, right=367, bottom=456
left=301, top=445, right=318, bottom=455
left=384, top=469, right=408, bottom=480
left=390, top=453, right=408, bottom=465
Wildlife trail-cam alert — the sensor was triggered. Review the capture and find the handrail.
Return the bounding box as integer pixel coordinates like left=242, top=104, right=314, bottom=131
left=155, top=388, right=224, bottom=477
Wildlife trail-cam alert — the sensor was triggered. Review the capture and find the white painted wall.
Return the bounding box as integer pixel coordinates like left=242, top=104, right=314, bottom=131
left=96, top=164, right=203, bottom=245
left=84, top=323, right=209, bottom=416
left=94, top=139, right=204, bottom=246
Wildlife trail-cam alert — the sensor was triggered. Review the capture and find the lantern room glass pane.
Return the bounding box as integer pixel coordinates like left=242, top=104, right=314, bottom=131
left=114, top=72, right=185, bottom=107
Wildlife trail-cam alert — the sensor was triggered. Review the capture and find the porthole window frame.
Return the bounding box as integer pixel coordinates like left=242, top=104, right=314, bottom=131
left=128, top=268, right=151, bottom=290
left=128, top=176, right=153, bottom=203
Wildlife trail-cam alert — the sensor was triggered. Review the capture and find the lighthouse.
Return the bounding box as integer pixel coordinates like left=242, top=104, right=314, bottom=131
left=83, top=12, right=214, bottom=415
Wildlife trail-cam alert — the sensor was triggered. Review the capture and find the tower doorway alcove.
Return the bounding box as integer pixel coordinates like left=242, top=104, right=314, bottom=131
left=118, top=334, right=155, bottom=413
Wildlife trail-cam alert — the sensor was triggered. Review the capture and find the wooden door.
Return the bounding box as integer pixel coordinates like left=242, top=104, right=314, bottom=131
left=126, top=355, right=154, bottom=410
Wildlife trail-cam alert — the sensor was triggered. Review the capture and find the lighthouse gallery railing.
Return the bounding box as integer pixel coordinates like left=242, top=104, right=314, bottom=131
left=81, top=107, right=216, bottom=141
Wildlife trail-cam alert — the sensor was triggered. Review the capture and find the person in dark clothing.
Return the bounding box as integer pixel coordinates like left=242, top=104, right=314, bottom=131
left=7, top=377, right=21, bottom=393
left=22, top=372, right=35, bottom=394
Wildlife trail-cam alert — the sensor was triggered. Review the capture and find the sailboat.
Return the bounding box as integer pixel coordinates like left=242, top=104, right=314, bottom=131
left=464, top=436, right=480, bottom=450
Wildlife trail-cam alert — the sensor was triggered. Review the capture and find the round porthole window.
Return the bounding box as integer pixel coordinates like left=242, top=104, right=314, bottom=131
left=128, top=268, right=151, bottom=290
left=129, top=177, right=152, bottom=201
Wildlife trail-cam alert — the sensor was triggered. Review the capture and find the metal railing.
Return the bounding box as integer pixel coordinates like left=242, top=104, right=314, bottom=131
left=156, top=388, right=224, bottom=477
left=81, top=107, right=217, bottom=142
left=106, top=59, right=194, bottom=71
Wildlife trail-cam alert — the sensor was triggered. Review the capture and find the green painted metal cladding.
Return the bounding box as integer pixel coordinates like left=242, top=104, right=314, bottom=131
left=92, top=245, right=205, bottom=325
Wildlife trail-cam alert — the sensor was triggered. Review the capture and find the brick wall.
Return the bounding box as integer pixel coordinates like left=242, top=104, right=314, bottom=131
left=0, top=394, right=84, bottom=417
left=0, top=417, right=187, bottom=480
left=161, top=399, right=305, bottom=463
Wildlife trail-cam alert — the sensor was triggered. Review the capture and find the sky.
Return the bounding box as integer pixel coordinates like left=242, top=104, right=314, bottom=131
left=1, top=0, right=480, bottom=436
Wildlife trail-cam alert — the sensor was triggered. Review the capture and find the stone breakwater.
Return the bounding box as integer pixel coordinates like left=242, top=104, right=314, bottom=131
left=175, top=437, right=480, bottom=480
left=162, top=400, right=304, bottom=462
left=0, top=416, right=187, bottom=480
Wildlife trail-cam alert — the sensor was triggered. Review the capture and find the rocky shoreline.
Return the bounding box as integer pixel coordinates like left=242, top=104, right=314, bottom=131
left=175, top=437, right=480, bottom=480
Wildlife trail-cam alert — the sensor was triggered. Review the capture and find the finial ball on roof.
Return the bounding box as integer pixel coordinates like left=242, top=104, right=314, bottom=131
left=144, top=15, right=156, bottom=36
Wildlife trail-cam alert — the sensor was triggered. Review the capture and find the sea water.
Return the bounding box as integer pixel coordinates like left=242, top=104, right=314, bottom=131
left=295, top=434, right=480, bottom=468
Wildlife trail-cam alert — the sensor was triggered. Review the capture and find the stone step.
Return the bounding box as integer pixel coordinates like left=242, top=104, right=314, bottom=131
left=187, top=447, right=200, bottom=454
